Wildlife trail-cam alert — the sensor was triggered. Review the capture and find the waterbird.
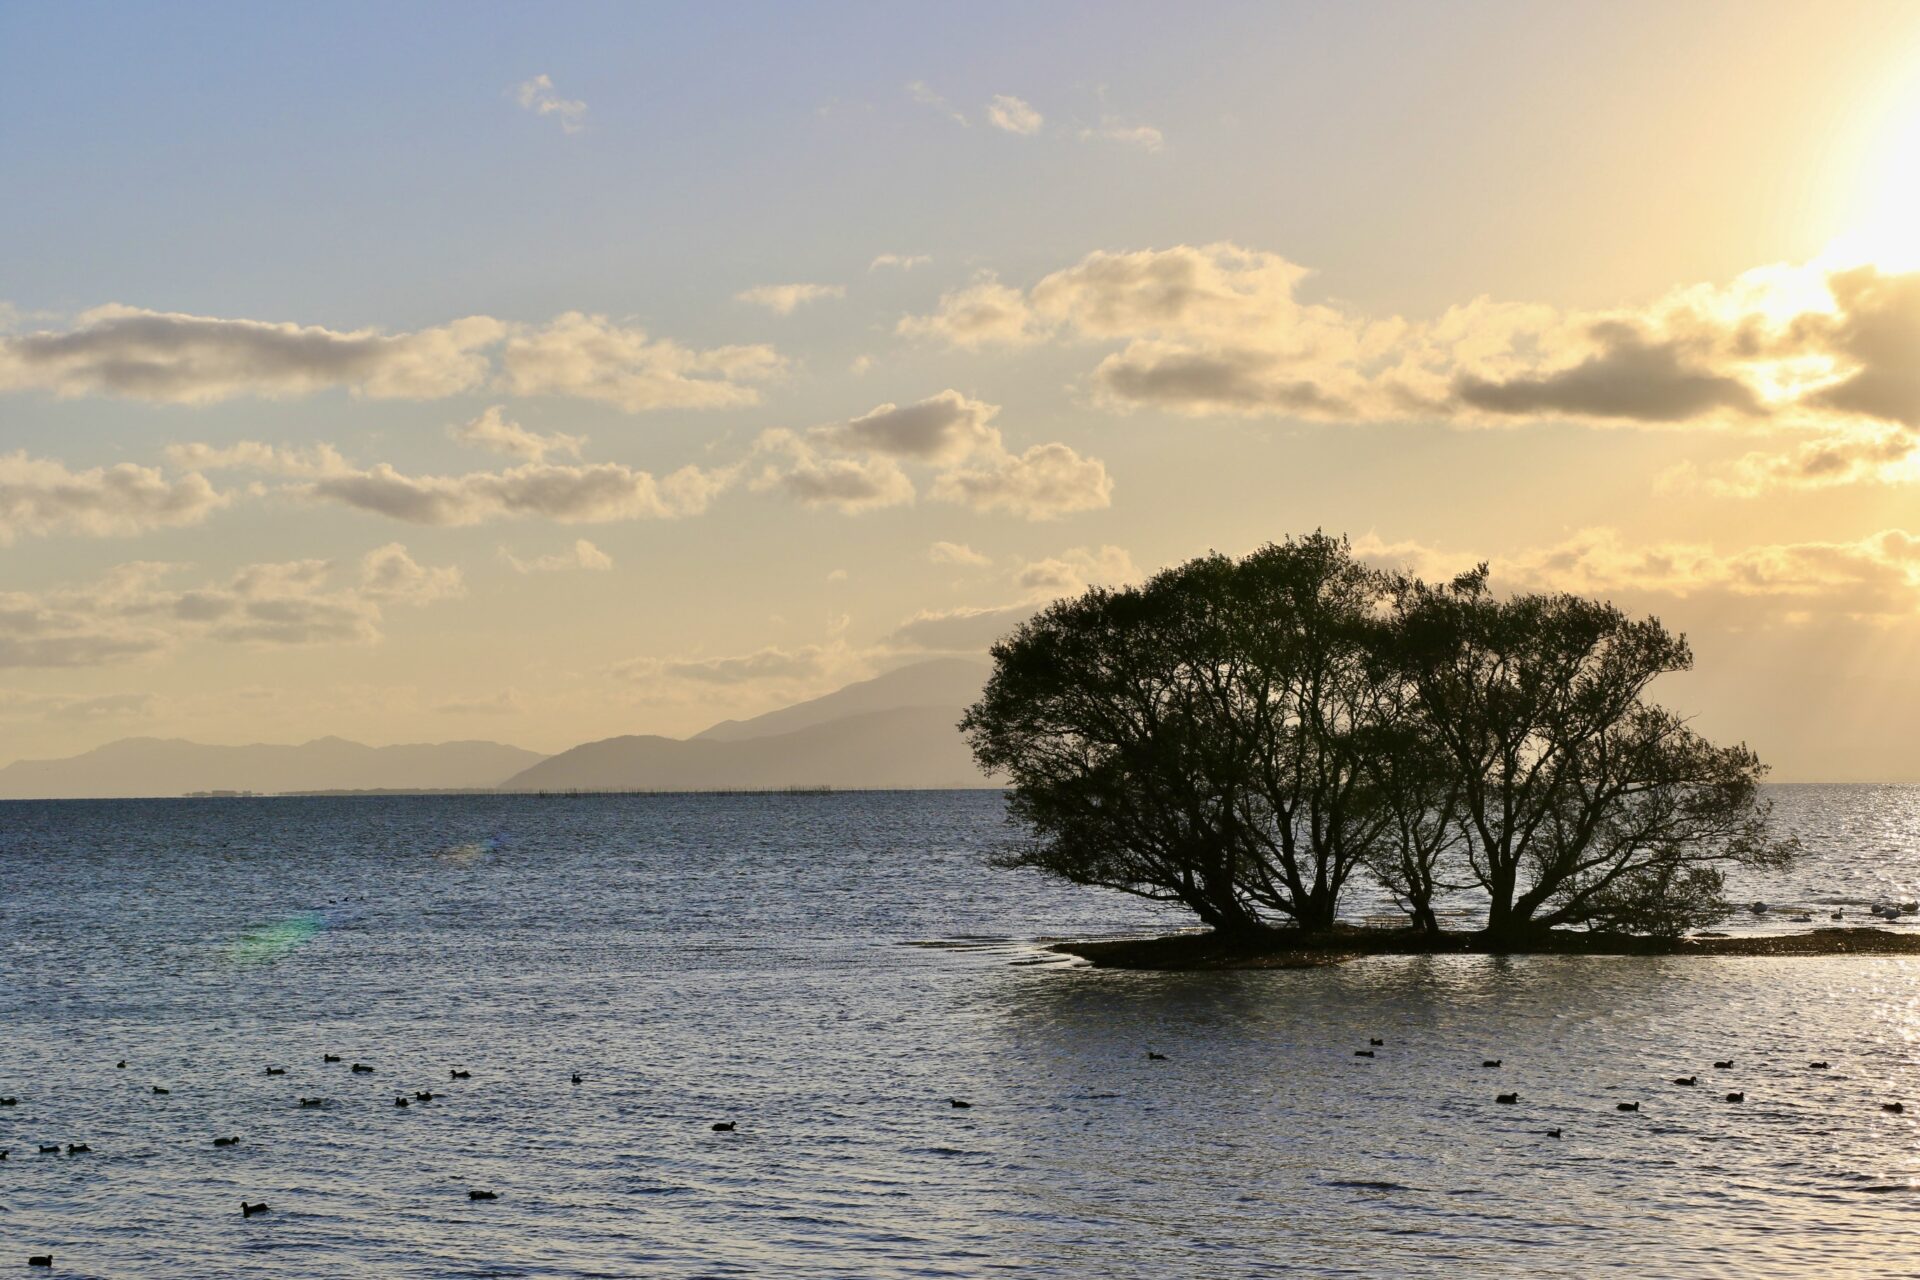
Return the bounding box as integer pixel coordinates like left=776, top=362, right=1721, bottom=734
left=571, top=1073, right=583, bottom=1085
left=948, top=1098, right=972, bottom=1109
left=1145, top=1053, right=1167, bottom=1061
left=1617, top=1102, right=1640, bottom=1112
left=1831, top=911, right=1844, bottom=921
left=1885, top=1102, right=1906, bottom=1114
left=27, top=1257, right=51, bottom=1268
left=450, top=1069, right=471, bottom=1080
left=1810, top=1061, right=1830, bottom=1069
left=213, top=1136, right=240, bottom=1147
left=65, top=1144, right=90, bottom=1154
left=38, top=1145, right=61, bottom=1155
left=241, top=1202, right=269, bottom=1218
left=350, top=1063, right=372, bottom=1074
left=413, top=1090, right=434, bottom=1101
left=468, top=1190, right=498, bottom=1201
left=0, top=1096, right=16, bottom=1105
left=116, top=1060, right=126, bottom=1069
left=298, top=1098, right=323, bottom=1107
left=1495, top=1093, right=1518, bottom=1105
left=1545, top=1129, right=1562, bottom=1139
left=1354, top=1049, right=1375, bottom=1058
left=1370, top=1038, right=1384, bottom=1046
left=265, top=1067, right=285, bottom=1076
left=151, top=1086, right=170, bottom=1095
left=1483, top=1060, right=1502, bottom=1068
left=1749, top=902, right=1768, bottom=915
left=0, top=1150, right=7, bottom=1159
left=1790, top=914, right=1814, bottom=924
left=322, top=1054, right=341, bottom=1063
left=1726, top=1092, right=1746, bottom=1103
left=711, top=1121, right=736, bottom=1132
left=394, top=1096, right=410, bottom=1107
left=1713, top=1060, right=1733, bottom=1070
left=1673, top=1076, right=1697, bottom=1086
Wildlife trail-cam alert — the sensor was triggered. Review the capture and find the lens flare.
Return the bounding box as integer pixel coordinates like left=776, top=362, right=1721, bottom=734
left=225, top=911, right=328, bottom=965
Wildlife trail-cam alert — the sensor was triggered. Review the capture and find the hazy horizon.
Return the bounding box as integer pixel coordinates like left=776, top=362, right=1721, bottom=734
left=8, top=1, right=1920, bottom=780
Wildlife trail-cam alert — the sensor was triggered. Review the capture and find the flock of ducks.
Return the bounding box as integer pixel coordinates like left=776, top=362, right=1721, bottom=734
left=3, top=1050, right=977, bottom=1269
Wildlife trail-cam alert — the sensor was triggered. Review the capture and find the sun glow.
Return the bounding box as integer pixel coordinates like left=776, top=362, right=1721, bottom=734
left=1822, top=88, right=1920, bottom=273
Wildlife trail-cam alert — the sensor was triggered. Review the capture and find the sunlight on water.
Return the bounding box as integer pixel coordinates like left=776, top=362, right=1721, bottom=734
left=224, top=911, right=329, bottom=966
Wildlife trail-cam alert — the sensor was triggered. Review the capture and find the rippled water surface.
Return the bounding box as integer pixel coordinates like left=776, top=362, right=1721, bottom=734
left=6, top=786, right=1920, bottom=1277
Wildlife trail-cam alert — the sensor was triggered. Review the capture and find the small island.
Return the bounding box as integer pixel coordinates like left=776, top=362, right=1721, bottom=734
left=962, top=534, right=1853, bottom=967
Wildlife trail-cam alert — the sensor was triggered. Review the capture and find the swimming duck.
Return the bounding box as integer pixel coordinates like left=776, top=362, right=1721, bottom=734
left=151, top=1086, right=170, bottom=1095
left=265, top=1067, right=285, bottom=1076
left=1354, top=1049, right=1375, bottom=1058
left=711, top=1121, right=736, bottom=1132
left=0, top=1150, right=7, bottom=1159
left=468, top=1190, right=498, bottom=1201
left=298, top=1098, right=323, bottom=1107
left=1483, top=1059, right=1502, bottom=1068
left=241, top=1201, right=269, bottom=1218
left=0, top=1097, right=16, bottom=1106
left=1884, top=1101, right=1905, bottom=1114
left=116, top=1060, right=127, bottom=1069
left=1617, top=1102, right=1640, bottom=1112
left=449, top=1069, right=471, bottom=1080
left=1145, top=1052, right=1167, bottom=1061
left=213, top=1136, right=240, bottom=1148
left=27, top=1257, right=51, bottom=1268
left=393, top=1097, right=410, bottom=1107
left=571, top=1073, right=583, bottom=1085
left=1495, top=1093, right=1518, bottom=1104
left=1545, top=1128, right=1562, bottom=1139
left=1831, top=911, right=1844, bottom=921
left=1809, top=1061, right=1830, bottom=1069
left=323, top=1054, right=341, bottom=1063
left=949, top=1098, right=972, bottom=1108
left=38, top=1145, right=61, bottom=1155
left=65, top=1144, right=90, bottom=1154
left=350, top=1064, right=372, bottom=1074
left=1726, top=1092, right=1745, bottom=1103
left=1369, top=1038, right=1384, bottom=1046
left=413, top=1091, right=434, bottom=1102
left=1673, top=1076, right=1697, bottom=1086
left=1749, top=902, right=1768, bottom=915
left=1713, top=1060, right=1733, bottom=1070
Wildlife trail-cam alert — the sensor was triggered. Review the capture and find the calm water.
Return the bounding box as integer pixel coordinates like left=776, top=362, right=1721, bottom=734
left=4, top=785, right=1920, bottom=1278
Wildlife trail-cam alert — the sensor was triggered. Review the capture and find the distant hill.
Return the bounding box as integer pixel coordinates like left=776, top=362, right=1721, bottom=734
left=0, top=737, right=546, bottom=800
left=693, top=658, right=990, bottom=742
left=501, top=705, right=995, bottom=792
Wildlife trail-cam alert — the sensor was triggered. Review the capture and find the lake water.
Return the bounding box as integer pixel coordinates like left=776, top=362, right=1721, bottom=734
left=4, top=785, right=1920, bottom=1278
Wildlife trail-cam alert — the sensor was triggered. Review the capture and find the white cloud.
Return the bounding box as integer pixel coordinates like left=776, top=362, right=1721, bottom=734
left=513, top=74, right=587, bottom=133
left=0, top=306, right=504, bottom=404
left=895, top=274, right=1047, bottom=349
left=870, top=253, right=931, bottom=272
left=929, top=440, right=1112, bottom=520
left=929, top=540, right=990, bottom=567
left=308, top=459, right=731, bottom=526
left=907, top=81, right=967, bottom=126
left=987, top=94, right=1043, bottom=135
left=749, top=430, right=915, bottom=515
left=817, top=390, right=1001, bottom=461
left=163, top=440, right=349, bottom=476
left=358, top=542, right=466, bottom=604
left=0, top=689, right=160, bottom=723
left=736, top=283, right=846, bottom=315
left=502, top=538, right=614, bottom=573
left=882, top=603, right=1037, bottom=653
left=0, top=452, right=228, bottom=544
left=1014, top=544, right=1136, bottom=596
left=498, top=311, right=785, bottom=412
left=1080, top=117, right=1164, bottom=151
left=450, top=405, right=585, bottom=462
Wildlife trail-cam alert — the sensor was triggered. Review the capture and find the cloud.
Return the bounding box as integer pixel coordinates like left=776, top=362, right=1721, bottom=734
left=1454, top=324, right=1761, bottom=423
left=882, top=603, right=1037, bottom=653
left=0, top=306, right=503, bottom=403
left=817, top=390, right=1000, bottom=462
left=870, top=253, right=931, bottom=272
left=0, top=690, right=160, bottom=723
left=0, top=547, right=462, bottom=666
left=1661, top=430, right=1918, bottom=497
left=308, top=459, right=730, bottom=526
left=163, top=440, right=349, bottom=476
left=1014, top=544, right=1136, bottom=596
left=435, top=689, right=527, bottom=715
left=502, top=538, right=614, bottom=573
left=450, top=405, right=585, bottom=462
left=929, top=440, right=1112, bottom=520
left=987, top=94, right=1043, bottom=135
left=1080, top=117, right=1164, bottom=151
left=749, top=431, right=915, bottom=515
left=736, top=283, right=846, bottom=315
left=929, top=540, right=990, bottom=567
left=907, top=81, right=967, bottom=126
left=498, top=312, right=785, bottom=412
left=513, top=74, right=587, bottom=133
left=895, top=275, right=1047, bottom=349
left=0, top=452, right=228, bottom=544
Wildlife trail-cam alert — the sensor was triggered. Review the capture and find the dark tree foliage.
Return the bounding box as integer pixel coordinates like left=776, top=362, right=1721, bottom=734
left=964, top=536, right=1795, bottom=940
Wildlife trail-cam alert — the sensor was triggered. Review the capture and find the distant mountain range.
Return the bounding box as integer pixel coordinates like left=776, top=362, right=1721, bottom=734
left=0, top=659, right=998, bottom=799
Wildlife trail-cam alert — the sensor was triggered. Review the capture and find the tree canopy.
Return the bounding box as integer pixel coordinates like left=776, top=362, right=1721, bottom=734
left=962, top=533, right=1795, bottom=942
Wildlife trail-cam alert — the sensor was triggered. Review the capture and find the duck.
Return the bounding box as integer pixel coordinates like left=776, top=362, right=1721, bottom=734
left=1495, top=1093, right=1519, bottom=1105
left=65, top=1143, right=90, bottom=1154
left=1672, top=1076, right=1697, bottom=1086
left=711, top=1121, right=736, bottom=1132
left=1483, top=1059, right=1502, bottom=1068
left=1749, top=902, right=1768, bottom=915
left=393, top=1096, right=410, bottom=1107
left=1713, top=1060, right=1734, bottom=1070
left=151, top=1086, right=170, bottom=1095
left=1809, top=1061, right=1830, bottom=1069
left=1145, top=1052, right=1167, bottom=1061
left=322, top=1054, right=342, bottom=1063
left=38, top=1145, right=61, bottom=1155
left=1884, top=1101, right=1906, bottom=1114
left=0, top=1096, right=17, bottom=1106
left=1369, top=1038, right=1384, bottom=1047
left=116, top=1060, right=127, bottom=1069
left=1354, top=1049, right=1375, bottom=1058
left=298, top=1098, right=323, bottom=1108
left=265, top=1067, right=285, bottom=1076
left=948, top=1098, right=972, bottom=1109
left=27, top=1257, right=51, bottom=1268
left=413, top=1091, right=434, bottom=1102
left=1545, top=1128, right=1562, bottom=1139
left=1830, top=911, right=1844, bottom=921
left=0, top=1150, right=7, bottom=1160
left=350, top=1063, right=373, bottom=1074
left=449, top=1069, right=471, bottom=1080
left=1725, top=1092, right=1746, bottom=1103
left=241, top=1201, right=269, bottom=1218
left=1616, top=1102, right=1640, bottom=1112
left=1790, top=914, right=1814, bottom=924
left=468, top=1190, right=498, bottom=1201
left=213, top=1136, right=240, bottom=1148
left=571, top=1073, right=583, bottom=1085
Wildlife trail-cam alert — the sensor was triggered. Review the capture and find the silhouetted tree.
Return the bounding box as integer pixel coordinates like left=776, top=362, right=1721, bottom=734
left=1389, top=567, right=1793, bottom=940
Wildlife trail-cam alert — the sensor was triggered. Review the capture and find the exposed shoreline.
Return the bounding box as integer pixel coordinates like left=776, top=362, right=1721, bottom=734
left=1051, top=924, right=1920, bottom=970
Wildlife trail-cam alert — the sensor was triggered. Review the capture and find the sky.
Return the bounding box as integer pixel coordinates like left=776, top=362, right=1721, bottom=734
left=5, top=0, right=1920, bottom=779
